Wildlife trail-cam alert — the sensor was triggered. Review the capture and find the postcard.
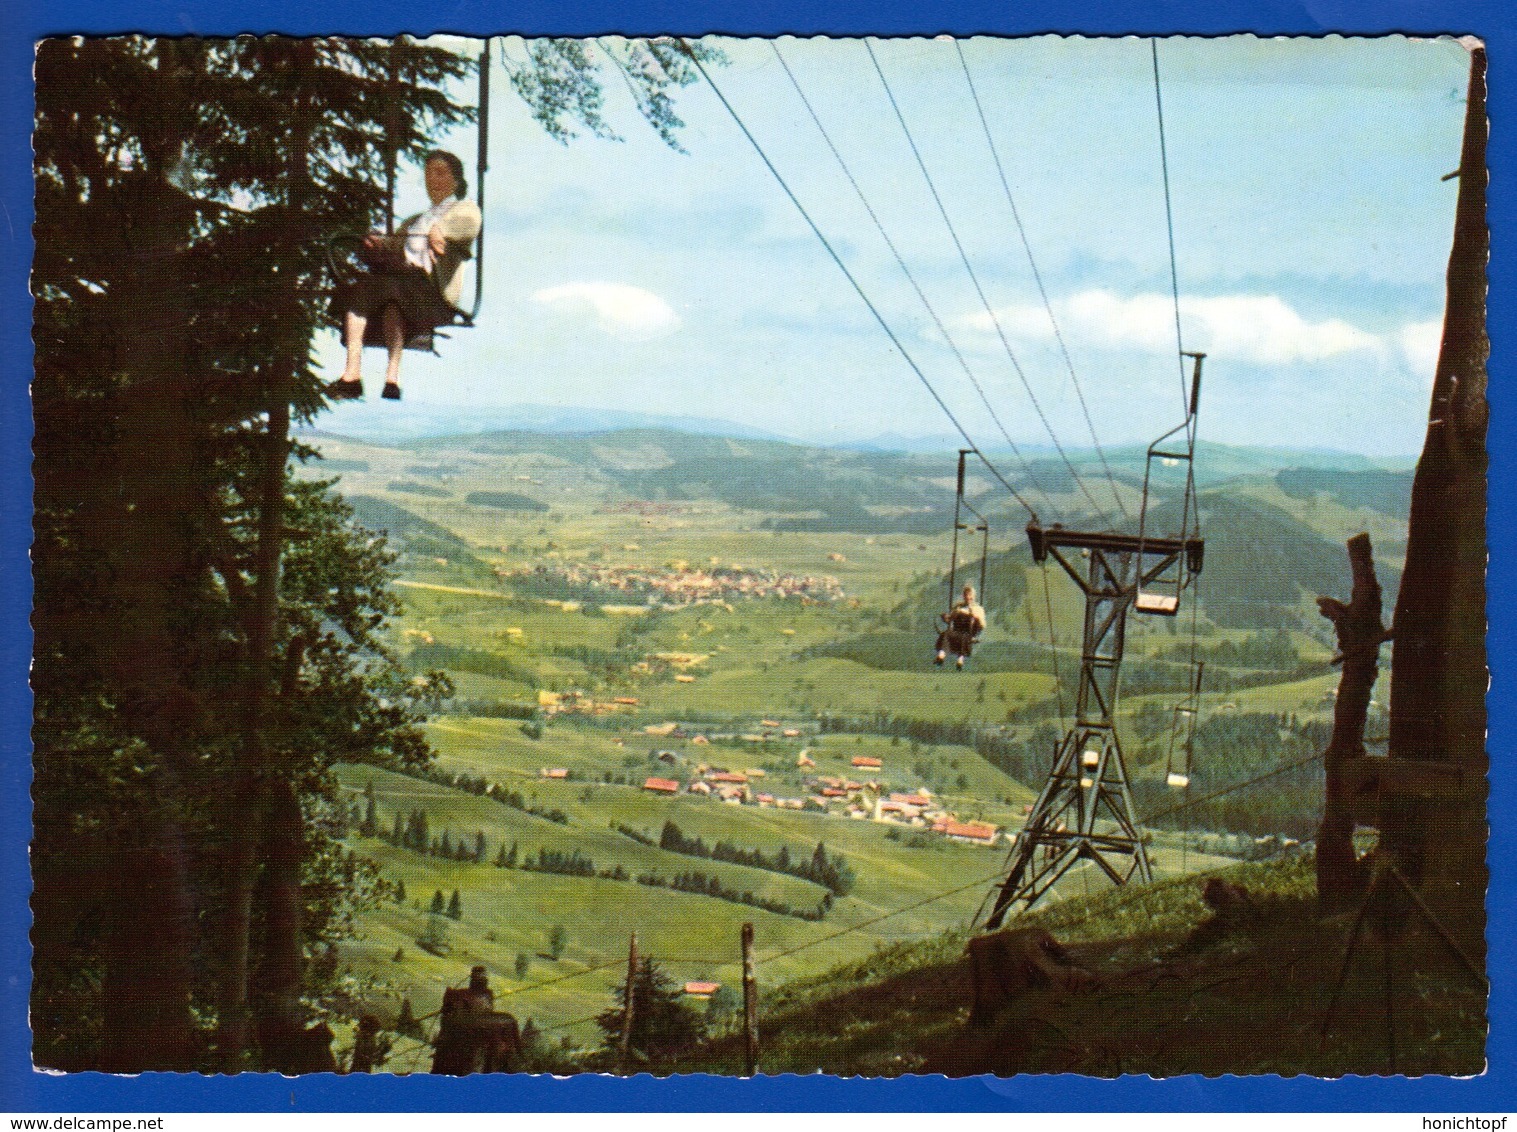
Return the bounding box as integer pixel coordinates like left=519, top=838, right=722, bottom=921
left=11, top=6, right=1511, bottom=1115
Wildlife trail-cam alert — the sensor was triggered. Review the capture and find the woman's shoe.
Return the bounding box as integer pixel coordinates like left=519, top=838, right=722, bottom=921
left=326, top=378, right=363, bottom=400
left=381, top=382, right=402, bottom=401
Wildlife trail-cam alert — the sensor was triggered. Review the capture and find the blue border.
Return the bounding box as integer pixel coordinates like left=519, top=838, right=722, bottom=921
left=5, top=0, right=1512, bottom=1113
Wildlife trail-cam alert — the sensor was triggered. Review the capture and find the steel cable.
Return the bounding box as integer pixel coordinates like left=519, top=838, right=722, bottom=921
left=771, top=41, right=1062, bottom=523
left=865, top=39, right=1114, bottom=529
left=681, top=44, right=1041, bottom=524
left=953, top=39, right=1130, bottom=522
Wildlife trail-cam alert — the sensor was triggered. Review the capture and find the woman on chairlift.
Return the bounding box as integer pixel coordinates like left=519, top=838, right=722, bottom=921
left=327, top=150, right=482, bottom=403
left=934, top=583, right=986, bottom=670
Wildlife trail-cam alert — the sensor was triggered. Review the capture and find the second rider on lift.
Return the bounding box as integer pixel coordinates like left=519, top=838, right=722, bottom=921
left=934, top=583, right=985, bottom=670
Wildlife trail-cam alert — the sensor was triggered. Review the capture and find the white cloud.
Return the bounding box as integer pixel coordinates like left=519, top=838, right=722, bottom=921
left=1398, top=318, right=1443, bottom=379
left=1180, top=293, right=1382, bottom=365
left=960, top=289, right=1387, bottom=366
left=531, top=282, right=681, bottom=341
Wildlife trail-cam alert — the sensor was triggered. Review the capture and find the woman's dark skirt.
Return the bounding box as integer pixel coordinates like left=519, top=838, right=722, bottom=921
left=935, top=627, right=978, bottom=657
left=331, top=264, right=459, bottom=346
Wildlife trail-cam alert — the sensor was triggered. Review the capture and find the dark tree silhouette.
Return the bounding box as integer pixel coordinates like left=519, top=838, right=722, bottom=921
left=31, top=32, right=721, bottom=1072
left=595, top=958, right=707, bottom=1060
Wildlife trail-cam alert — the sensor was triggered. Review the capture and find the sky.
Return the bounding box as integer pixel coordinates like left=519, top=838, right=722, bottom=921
left=313, top=34, right=1476, bottom=458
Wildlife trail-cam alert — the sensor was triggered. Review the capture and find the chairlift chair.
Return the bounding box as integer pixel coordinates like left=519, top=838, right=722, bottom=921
left=1134, top=351, right=1206, bottom=616
left=350, top=37, right=492, bottom=356
left=1163, top=660, right=1205, bottom=788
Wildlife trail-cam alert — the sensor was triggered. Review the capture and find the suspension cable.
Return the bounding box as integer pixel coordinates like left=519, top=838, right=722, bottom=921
left=1150, top=39, right=1191, bottom=415
left=953, top=40, right=1130, bottom=523
left=771, top=41, right=1062, bottom=522
left=864, top=40, right=1114, bottom=530
left=1040, top=561, right=1066, bottom=730
left=681, top=44, right=1041, bottom=523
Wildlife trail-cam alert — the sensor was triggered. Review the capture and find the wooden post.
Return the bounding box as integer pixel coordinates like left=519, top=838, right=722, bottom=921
left=617, top=932, right=637, bottom=1072
left=1315, top=532, right=1384, bottom=911
left=741, top=922, right=759, bottom=1076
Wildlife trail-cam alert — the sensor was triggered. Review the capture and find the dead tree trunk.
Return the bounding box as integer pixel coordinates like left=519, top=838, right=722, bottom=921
left=1385, top=44, right=1488, bottom=947
left=1315, top=533, right=1385, bottom=912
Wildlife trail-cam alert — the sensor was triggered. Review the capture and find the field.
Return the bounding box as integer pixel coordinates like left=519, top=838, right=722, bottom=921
left=295, top=425, right=1413, bottom=1064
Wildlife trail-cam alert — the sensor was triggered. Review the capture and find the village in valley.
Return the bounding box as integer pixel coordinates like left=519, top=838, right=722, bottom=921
left=547, top=720, right=1004, bottom=847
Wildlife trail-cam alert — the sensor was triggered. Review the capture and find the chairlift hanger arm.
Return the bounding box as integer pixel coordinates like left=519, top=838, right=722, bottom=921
left=957, top=506, right=988, bottom=531
left=946, top=447, right=994, bottom=613
left=465, top=36, right=490, bottom=323
left=1146, top=351, right=1205, bottom=459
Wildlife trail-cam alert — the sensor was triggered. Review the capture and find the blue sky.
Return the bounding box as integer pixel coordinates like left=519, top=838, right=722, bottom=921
left=315, top=34, right=1475, bottom=457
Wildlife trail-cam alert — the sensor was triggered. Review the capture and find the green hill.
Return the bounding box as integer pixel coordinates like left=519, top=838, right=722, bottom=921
left=345, top=494, right=489, bottom=575
left=1275, top=466, right=1414, bottom=519
left=310, top=426, right=1429, bottom=1073
left=1187, top=492, right=1401, bottom=630
left=678, top=851, right=1483, bottom=1077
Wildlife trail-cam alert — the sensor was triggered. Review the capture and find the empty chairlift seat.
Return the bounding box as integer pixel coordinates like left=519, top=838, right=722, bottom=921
left=1135, top=591, right=1180, bottom=615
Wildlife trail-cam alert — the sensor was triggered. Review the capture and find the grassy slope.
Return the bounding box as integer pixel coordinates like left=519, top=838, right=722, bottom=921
left=333, top=731, right=1033, bottom=1043
left=682, top=852, right=1484, bottom=1078
left=334, top=719, right=1239, bottom=1047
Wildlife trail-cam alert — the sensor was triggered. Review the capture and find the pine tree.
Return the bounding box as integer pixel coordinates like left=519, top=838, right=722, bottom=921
left=548, top=924, right=567, bottom=959
left=447, top=890, right=462, bottom=920
left=595, top=958, right=707, bottom=1059
left=430, top=890, right=446, bottom=915
left=419, top=913, right=450, bottom=956
left=515, top=952, right=531, bottom=980
left=394, top=879, right=406, bottom=904
left=406, top=810, right=430, bottom=852
left=474, top=831, right=487, bottom=862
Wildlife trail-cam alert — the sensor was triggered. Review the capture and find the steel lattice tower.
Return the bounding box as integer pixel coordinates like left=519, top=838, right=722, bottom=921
left=981, top=353, right=1205, bottom=928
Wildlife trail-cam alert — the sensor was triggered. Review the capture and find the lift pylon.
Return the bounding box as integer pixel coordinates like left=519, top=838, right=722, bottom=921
left=979, top=353, right=1206, bottom=928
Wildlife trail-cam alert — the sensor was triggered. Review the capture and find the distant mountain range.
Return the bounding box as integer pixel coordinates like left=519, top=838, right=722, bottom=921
left=299, top=401, right=792, bottom=445
left=299, top=401, right=1414, bottom=473
left=306, top=421, right=1416, bottom=637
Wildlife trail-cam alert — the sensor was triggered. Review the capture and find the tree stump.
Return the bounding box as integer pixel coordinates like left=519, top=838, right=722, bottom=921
left=1315, top=532, right=1386, bottom=912
left=965, top=928, right=1098, bottom=1025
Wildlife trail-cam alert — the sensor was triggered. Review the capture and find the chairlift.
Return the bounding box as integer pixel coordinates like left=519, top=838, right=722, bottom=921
left=347, top=37, right=492, bottom=355
left=935, top=448, right=990, bottom=666
left=1164, top=660, right=1205, bottom=788
left=1134, top=351, right=1206, bottom=616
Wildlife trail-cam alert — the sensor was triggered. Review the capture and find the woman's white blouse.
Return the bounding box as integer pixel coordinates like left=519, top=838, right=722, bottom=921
left=403, top=200, right=456, bottom=272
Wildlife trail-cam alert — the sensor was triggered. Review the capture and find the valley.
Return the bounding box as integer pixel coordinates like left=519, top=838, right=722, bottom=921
left=295, top=423, right=1412, bottom=1067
